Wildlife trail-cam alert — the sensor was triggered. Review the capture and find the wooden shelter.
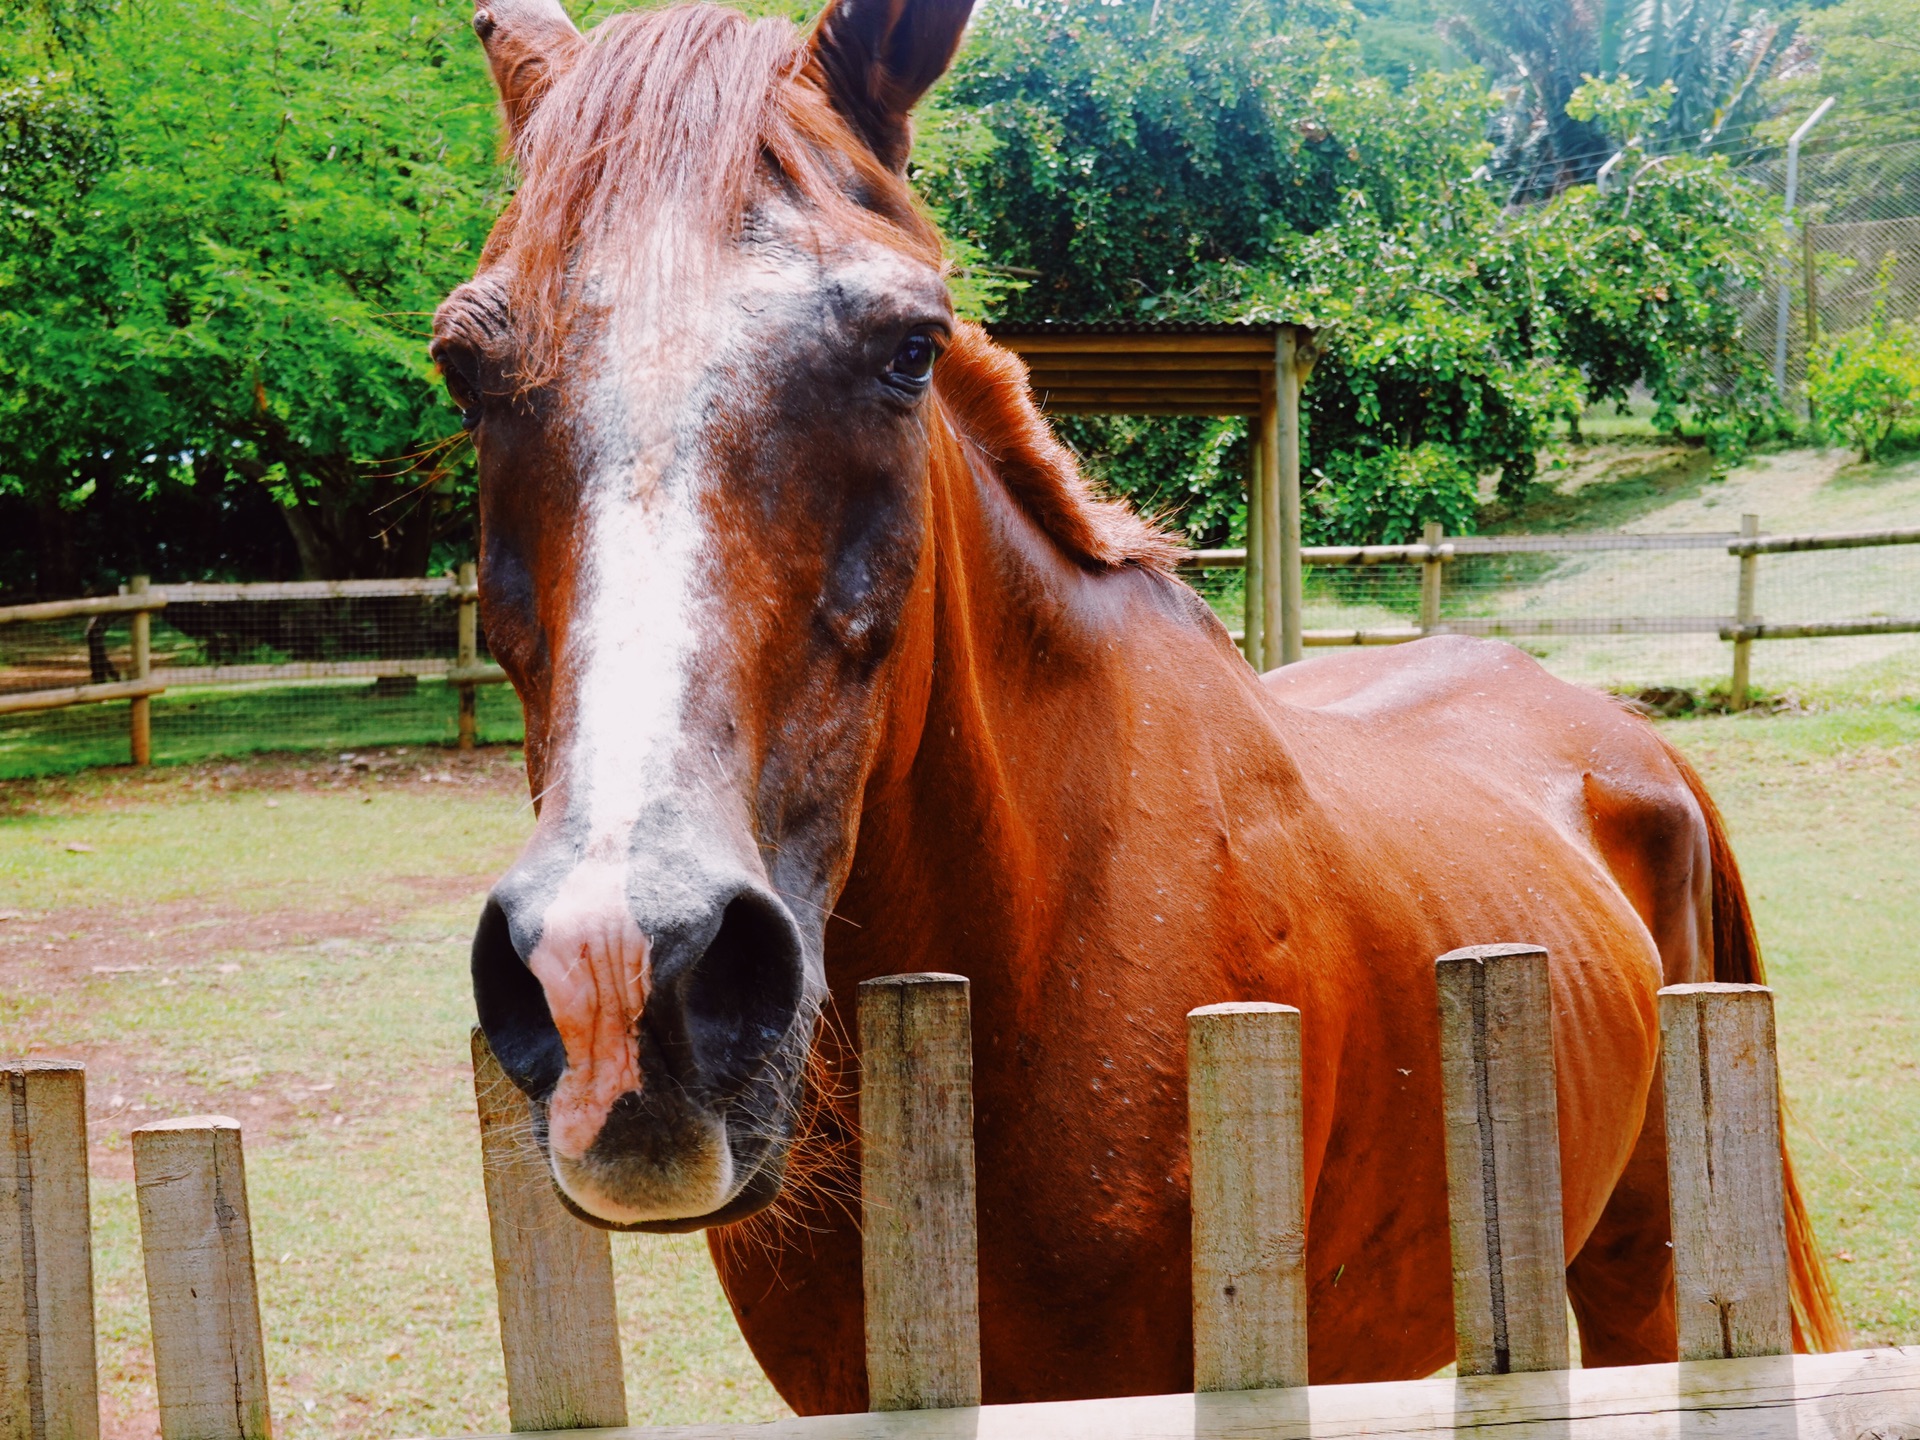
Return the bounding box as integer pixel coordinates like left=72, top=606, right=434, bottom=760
left=987, top=320, right=1318, bottom=669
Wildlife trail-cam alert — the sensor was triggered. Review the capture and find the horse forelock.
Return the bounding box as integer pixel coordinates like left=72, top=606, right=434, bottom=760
left=500, top=3, right=936, bottom=368
left=488, top=0, right=1179, bottom=577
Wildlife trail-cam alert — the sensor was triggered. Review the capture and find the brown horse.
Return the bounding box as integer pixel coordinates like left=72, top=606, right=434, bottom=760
left=434, top=0, right=1840, bottom=1412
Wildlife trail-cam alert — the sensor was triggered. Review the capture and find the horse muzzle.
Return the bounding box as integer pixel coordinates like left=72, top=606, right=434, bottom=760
left=471, top=846, right=812, bottom=1230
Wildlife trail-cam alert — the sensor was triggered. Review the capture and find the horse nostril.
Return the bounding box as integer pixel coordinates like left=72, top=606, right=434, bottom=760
left=683, top=892, right=804, bottom=1093
left=472, top=894, right=566, bottom=1101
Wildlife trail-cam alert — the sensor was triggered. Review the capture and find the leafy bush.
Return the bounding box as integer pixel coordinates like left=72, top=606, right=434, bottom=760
left=924, top=18, right=1787, bottom=546
left=1306, top=443, right=1479, bottom=544
left=1808, top=309, right=1920, bottom=461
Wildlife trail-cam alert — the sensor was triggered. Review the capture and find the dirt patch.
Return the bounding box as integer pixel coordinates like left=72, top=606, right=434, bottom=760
left=1616, top=685, right=1816, bottom=719
left=0, top=873, right=490, bottom=987
left=0, top=742, right=530, bottom=820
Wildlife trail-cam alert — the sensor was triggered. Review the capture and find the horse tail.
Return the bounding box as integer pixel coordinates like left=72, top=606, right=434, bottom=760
left=1671, top=747, right=1846, bottom=1353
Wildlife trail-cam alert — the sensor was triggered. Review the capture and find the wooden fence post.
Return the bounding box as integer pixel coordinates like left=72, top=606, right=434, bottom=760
left=1434, top=944, right=1569, bottom=1376
left=129, top=576, right=152, bottom=766
left=456, top=563, right=479, bottom=752
left=858, top=974, right=980, bottom=1412
left=1660, top=983, right=1793, bottom=1360
left=1419, top=522, right=1444, bottom=635
left=1244, top=435, right=1264, bottom=671
left=1187, top=1003, right=1308, bottom=1393
left=2, top=1062, right=99, bottom=1440
left=469, top=1030, right=627, bottom=1432
left=131, top=1117, right=271, bottom=1440
left=1274, top=329, right=1305, bottom=668
left=1731, top=514, right=1760, bottom=710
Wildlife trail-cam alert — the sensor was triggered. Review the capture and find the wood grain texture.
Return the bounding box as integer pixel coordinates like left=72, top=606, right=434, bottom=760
left=1187, top=1003, right=1307, bottom=1393
left=1659, top=983, right=1792, bottom=1361
left=483, top=1346, right=1920, bottom=1440
left=129, top=576, right=152, bottom=766
left=1274, top=331, right=1305, bottom=667
left=2, top=1062, right=100, bottom=1440
left=1731, top=514, right=1760, bottom=709
left=857, top=975, right=980, bottom=1412
left=1418, top=523, right=1444, bottom=634
left=469, top=1029, right=628, bottom=1433
left=456, top=562, right=479, bottom=752
left=1258, top=366, right=1283, bottom=670
left=1242, top=439, right=1264, bottom=670
left=1434, top=944, right=1569, bottom=1377
left=131, top=1116, right=272, bottom=1440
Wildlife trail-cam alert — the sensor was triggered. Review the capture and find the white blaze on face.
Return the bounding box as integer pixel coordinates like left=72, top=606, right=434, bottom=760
left=529, top=246, right=715, bottom=1183
left=520, top=212, right=942, bottom=1219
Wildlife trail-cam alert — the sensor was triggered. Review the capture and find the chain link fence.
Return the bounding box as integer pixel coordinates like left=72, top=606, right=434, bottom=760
left=4, top=530, right=1915, bottom=778
left=1736, top=136, right=1920, bottom=398
left=0, top=581, right=520, bottom=778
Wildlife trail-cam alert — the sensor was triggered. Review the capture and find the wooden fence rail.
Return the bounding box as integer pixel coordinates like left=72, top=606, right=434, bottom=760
left=0, top=574, right=505, bottom=762
left=1184, top=514, right=1919, bottom=705
left=1, top=513, right=1912, bottom=758
left=9, top=952, right=1918, bottom=1439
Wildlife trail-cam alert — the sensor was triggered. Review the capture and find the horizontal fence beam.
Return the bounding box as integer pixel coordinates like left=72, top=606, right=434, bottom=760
left=1732, top=526, right=1920, bottom=555
left=0, top=678, right=167, bottom=717
left=0, top=594, right=168, bottom=626
left=155, top=578, right=464, bottom=601
left=480, top=1347, right=1920, bottom=1439
left=1452, top=532, right=1741, bottom=554
left=1437, top=616, right=1733, bottom=638
left=1181, top=544, right=1452, bottom=570
left=1724, top=618, right=1920, bottom=641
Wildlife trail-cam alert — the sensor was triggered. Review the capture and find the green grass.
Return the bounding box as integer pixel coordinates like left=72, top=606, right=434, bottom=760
left=0, top=679, right=526, bottom=780
left=1664, top=700, right=1920, bottom=1343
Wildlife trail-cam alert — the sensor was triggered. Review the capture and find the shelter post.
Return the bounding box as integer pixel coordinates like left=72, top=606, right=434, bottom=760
left=1244, top=434, right=1264, bottom=670
left=1259, top=365, right=1284, bottom=669
left=1274, top=330, right=1305, bottom=665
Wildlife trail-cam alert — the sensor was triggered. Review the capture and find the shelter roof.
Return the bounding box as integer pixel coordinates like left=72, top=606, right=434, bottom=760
left=985, top=320, right=1308, bottom=416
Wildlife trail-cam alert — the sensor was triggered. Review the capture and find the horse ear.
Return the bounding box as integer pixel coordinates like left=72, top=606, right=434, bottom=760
left=472, top=0, right=584, bottom=142
left=808, top=0, right=975, bottom=171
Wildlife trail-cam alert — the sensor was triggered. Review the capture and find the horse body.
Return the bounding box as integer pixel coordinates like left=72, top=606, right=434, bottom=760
left=709, top=359, right=1697, bottom=1408
left=434, top=0, right=1836, bottom=1414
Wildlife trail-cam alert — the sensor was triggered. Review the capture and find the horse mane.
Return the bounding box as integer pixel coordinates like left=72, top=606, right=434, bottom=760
left=499, top=1, right=1179, bottom=575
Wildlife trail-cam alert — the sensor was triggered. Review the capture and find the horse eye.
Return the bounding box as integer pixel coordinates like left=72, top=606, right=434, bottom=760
left=886, top=332, right=938, bottom=389
left=432, top=341, right=484, bottom=429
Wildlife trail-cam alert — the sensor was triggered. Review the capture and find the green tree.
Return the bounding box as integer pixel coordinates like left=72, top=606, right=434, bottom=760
left=1442, top=0, right=1801, bottom=198
left=0, top=0, right=502, bottom=587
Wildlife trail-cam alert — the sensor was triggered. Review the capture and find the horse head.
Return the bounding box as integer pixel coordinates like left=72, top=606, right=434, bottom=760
left=434, top=0, right=975, bottom=1230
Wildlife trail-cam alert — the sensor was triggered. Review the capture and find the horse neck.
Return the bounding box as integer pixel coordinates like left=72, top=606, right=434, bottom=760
left=830, top=407, right=1303, bottom=989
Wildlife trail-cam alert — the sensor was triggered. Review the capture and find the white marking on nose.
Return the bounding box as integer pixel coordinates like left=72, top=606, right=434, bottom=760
left=528, top=855, right=651, bottom=1160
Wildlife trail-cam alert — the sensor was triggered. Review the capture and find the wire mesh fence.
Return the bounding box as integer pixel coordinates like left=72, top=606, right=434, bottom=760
left=0, top=581, right=520, bottom=779
left=1197, top=526, right=1920, bottom=705
left=1735, top=137, right=1920, bottom=397
left=3, top=527, right=1916, bottom=779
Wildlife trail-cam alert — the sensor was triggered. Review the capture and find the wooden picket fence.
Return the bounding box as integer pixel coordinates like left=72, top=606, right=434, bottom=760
left=7, top=952, right=1920, bottom=1440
